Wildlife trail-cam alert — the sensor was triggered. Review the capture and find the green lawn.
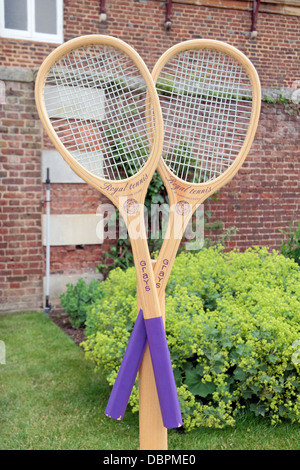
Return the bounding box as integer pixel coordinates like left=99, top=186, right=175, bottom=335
left=0, top=311, right=299, bottom=450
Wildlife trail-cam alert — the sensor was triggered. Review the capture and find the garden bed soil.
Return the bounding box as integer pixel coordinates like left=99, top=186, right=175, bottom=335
left=49, top=309, right=85, bottom=346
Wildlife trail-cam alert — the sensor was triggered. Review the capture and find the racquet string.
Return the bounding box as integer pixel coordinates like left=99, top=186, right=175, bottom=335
left=156, top=48, right=253, bottom=183
left=43, top=44, right=155, bottom=180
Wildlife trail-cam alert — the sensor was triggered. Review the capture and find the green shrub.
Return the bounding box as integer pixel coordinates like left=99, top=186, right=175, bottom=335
left=60, top=278, right=102, bottom=329
left=280, top=220, right=300, bottom=266
left=81, top=246, right=300, bottom=430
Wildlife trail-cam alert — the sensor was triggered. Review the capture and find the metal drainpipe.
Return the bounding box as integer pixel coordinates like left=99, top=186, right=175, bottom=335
left=165, top=0, right=172, bottom=30
left=100, top=0, right=107, bottom=22
left=251, top=0, right=260, bottom=38
left=44, top=168, right=51, bottom=315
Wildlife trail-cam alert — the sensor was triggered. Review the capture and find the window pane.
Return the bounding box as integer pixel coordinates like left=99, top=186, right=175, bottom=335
left=4, top=0, right=28, bottom=31
left=35, top=0, right=57, bottom=35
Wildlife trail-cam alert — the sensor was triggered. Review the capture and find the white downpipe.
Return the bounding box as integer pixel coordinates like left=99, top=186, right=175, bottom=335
left=45, top=168, right=51, bottom=315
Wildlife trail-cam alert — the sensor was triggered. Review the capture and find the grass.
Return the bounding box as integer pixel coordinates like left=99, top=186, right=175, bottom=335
left=0, top=311, right=299, bottom=450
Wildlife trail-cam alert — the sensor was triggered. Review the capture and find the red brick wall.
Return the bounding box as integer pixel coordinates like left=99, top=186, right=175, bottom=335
left=0, top=81, right=43, bottom=311
left=0, top=0, right=299, bottom=87
left=103, top=0, right=300, bottom=88
left=44, top=183, right=111, bottom=276
left=205, top=101, right=300, bottom=250
left=1, top=0, right=299, bottom=311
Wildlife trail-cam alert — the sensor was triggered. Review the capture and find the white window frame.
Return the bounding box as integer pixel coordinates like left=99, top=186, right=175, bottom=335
left=0, top=0, right=64, bottom=44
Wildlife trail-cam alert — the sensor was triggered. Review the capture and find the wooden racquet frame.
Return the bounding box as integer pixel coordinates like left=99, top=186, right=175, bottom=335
left=151, top=39, right=261, bottom=298
left=104, top=38, right=261, bottom=448
left=35, top=36, right=163, bottom=323
left=35, top=35, right=182, bottom=430
left=139, top=38, right=261, bottom=448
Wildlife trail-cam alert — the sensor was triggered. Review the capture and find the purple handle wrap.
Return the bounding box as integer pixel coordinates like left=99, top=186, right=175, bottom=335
left=105, top=309, right=147, bottom=420
left=145, top=316, right=183, bottom=429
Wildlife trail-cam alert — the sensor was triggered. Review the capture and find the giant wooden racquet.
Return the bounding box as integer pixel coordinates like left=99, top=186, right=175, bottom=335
left=106, top=39, right=261, bottom=425
left=35, top=35, right=182, bottom=429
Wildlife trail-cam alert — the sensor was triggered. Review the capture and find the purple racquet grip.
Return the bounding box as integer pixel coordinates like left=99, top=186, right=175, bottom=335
left=145, top=316, right=183, bottom=429
left=105, top=309, right=147, bottom=420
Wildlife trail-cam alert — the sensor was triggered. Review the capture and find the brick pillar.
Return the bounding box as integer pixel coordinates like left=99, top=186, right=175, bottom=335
left=0, top=76, right=43, bottom=312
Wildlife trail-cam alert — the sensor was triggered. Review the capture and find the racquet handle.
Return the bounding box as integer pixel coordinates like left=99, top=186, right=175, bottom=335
left=105, top=309, right=147, bottom=420
left=105, top=311, right=182, bottom=428
left=144, top=316, right=182, bottom=429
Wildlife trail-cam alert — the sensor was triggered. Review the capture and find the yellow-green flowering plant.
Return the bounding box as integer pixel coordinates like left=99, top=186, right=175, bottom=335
left=81, top=246, right=300, bottom=430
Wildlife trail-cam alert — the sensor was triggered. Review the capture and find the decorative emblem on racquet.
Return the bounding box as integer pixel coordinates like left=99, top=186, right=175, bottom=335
left=105, top=39, right=261, bottom=423
left=35, top=35, right=182, bottom=429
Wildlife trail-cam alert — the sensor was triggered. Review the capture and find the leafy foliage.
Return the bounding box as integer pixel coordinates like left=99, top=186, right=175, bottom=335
left=81, top=246, right=300, bottom=430
left=60, top=278, right=101, bottom=329
left=280, top=220, right=300, bottom=266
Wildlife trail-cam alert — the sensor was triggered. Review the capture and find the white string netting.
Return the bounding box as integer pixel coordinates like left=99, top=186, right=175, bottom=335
left=156, top=48, right=253, bottom=183
left=44, top=44, right=155, bottom=180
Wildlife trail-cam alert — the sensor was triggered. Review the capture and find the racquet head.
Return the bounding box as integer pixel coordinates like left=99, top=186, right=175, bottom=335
left=152, top=39, right=261, bottom=212
left=35, top=35, right=163, bottom=214
left=150, top=39, right=261, bottom=293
